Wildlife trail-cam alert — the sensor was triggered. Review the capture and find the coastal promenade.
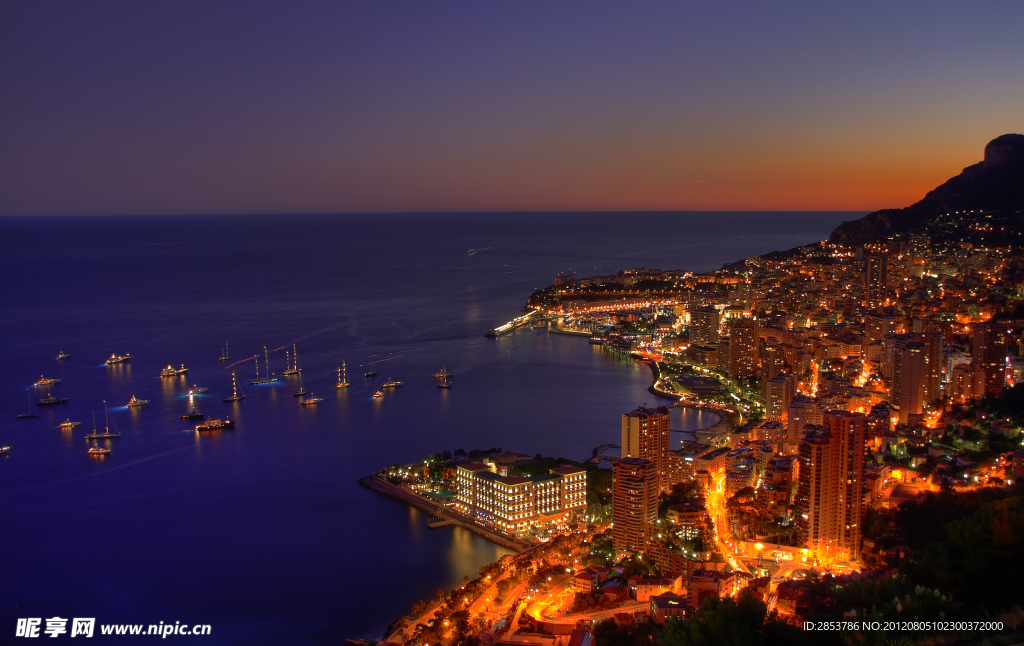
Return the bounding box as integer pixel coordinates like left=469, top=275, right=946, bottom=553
left=359, top=475, right=532, bottom=552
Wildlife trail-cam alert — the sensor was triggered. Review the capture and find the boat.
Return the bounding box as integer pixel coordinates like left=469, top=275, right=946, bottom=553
left=126, top=395, right=149, bottom=407
left=381, top=378, right=404, bottom=388
left=188, top=386, right=209, bottom=395
left=84, top=407, right=121, bottom=439
left=87, top=447, right=110, bottom=456
left=223, top=370, right=245, bottom=402
left=104, top=353, right=130, bottom=365
left=293, top=375, right=306, bottom=396
left=281, top=344, right=302, bottom=376
left=179, top=408, right=205, bottom=421
left=56, top=351, right=71, bottom=360
left=300, top=394, right=323, bottom=405
left=195, top=418, right=235, bottom=431
left=59, top=419, right=81, bottom=430
left=435, top=375, right=452, bottom=389
left=364, top=361, right=377, bottom=378
left=37, top=394, right=69, bottom=406
left=0, top=446, right=9, bottom=455
left=34, top=375, right=61, bottom=386
left=432, top=364, right=454, bottom=380
left=160, top=364, right=188, bottom=377
left=219, top=341, right=231, bottom=362
left=372, top=390, right=384, bottom=398
left=17, top=389, right=39, bottom=419
left=250, top=347, right=278, bottom=384
left=335, top=363, right=350, bottom=389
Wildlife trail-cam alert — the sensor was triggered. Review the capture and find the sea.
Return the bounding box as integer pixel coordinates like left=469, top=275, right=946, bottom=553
left=0, top=212, right=859, bottom=643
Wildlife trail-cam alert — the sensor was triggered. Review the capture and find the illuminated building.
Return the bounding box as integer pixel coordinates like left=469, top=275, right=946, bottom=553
left=621, top=406, right=671, bottom=491
left=612, top=457, right=658, bottom=557
left=972, top=322, right=1007, bottom=395
left=795, top=411, right=867, bottom=560
left=455, top=462, right=586, bottom=533
left=892, top=341, right=925, bottom=425
left=727, top=318, right=759, bottom=379
left=864, top=310, right=896, bottom=344
left=690, top=306, right=720, bottom=345
left=762, top=372, right=797, bottom=423
left=865, top=253, right=888, bottom=308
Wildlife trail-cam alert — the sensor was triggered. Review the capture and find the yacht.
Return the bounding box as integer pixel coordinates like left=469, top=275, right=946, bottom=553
left=381, top=378, right=404, bottom=388
left=250, top=347, right=278, bottom=384
left=432, top=364, right=454, bottom=380
left=59, top=419, right=81, bottom=430
left=300, top=394, right=323, bottom=406
left=188, top=386, right=209, bottom=395
left=223, top=371, right=245, bottom=402
left=85, top=406, right=121, bottom=439
left=34, top=375, right=61, bottom=386
left=335, top=363, right=349, bottom=389
left=56, top=351, right=71, bottom=360
left=281, top=344, right=302, bottom=376
left=435, top=375, right=452, bottom=389
left=195, top=418, right=235, bottom=431
left=105, top=353, right=130, bottom=365
left=17, top=390, right=39, bottom=419
left=87, top=447, right=110, bottom=456
left=179, top=408, right=205, bottom=421
left=372, top=390, right=384, bottom=398
left=126, top=395, right=149, bottom=407
left=293, top=375, right=307, bottom=397
left=37, top=394, right=69, bottom=406
left=160, top=364, right=188, bottom=377
left=219, top=341, right=231, bottom=362
left=364, top=361, right=378, bottom=378
left=0, top=446, right=9, bottom=455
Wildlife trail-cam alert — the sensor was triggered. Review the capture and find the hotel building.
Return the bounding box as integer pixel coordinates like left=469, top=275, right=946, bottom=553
left=455, top=462, right=587, bottom=533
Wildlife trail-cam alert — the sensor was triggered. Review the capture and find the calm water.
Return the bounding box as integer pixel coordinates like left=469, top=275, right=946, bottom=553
left=0, top=212, right=857, bottom=643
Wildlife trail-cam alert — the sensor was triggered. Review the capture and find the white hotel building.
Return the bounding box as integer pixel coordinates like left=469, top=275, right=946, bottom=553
left=455, top=462, right=587, bottom=533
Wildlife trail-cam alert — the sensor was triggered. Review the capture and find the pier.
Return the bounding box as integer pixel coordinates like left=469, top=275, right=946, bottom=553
left=484, top=311, right=537, bottom=337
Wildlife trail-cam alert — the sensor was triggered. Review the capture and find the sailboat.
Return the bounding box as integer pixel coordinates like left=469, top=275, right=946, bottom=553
left=364, top=361, right=377, bottom=378
left=16, top=389, right=38, bottom=419
left=85, top=404, right=121, bottom=439
left=432, top=364, right=454, bottom=380
left=220, top=342, right=231, bottom=362
left=223, top=370, right=246, bottom=402
left=435, top=374, right=452, bottom=389
left=281, top=344, right=301, bottom=376
left=250, top=347, right=278, bottom=384
left=293, top=375, right=307, bottom=397
left=335, top=363, right=349, bottom=389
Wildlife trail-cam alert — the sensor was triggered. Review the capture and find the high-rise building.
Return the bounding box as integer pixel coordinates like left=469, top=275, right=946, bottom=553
left=972, top=323, right=1007, bottom=395
left=690, top=307, right=720, bottom=346
left=622, top=406, right=671, bottom=491
left=864, top=310, right=897, bottom=344
left=795, top=411, right=867, bottom=561
left=892, top=341, right=925, bottom=425
left=762, top=372, right=797, bottom=423
left=612, top=457, right=658, bottom=558
left=865, top=254, right=888, bottom=308
left=759, top=343, right=786, bottom=381
left=727, top=318, right=759, bottom=379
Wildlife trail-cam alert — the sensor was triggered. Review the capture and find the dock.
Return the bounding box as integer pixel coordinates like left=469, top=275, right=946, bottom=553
left=485, top=311, right=537, bottom=337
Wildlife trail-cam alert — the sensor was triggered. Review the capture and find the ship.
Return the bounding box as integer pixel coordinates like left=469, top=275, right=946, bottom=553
left=372, top=390, right=384, bottom=398
left=34, top=375, right=61, bottom=386
left=281, top=344, right=302, bottom=376
left=195, top=418, right=235, bottom=431
left=188, top=386, right=209, bottom=395
left=364, top=361, right=378, bottom=378
left=432, top=364, right=454, bottom=380
left=126, top=395, right=149, bottom=407
left=0, top=446, right=9, bottom=455
left=250, top=347, right=278, bottom=384
left=56, top=350, right=71, bottom=360
left=59, top=419, right=81, bottom=430
left=84, top=406, right=121, bottom=439
left=293, top=375, right=306, bottom=397
left=87, top=447, right=110, bottom=456
left=335, top=362, right=349, bottom=389
left=160, top=364, right=188, bottom=377
left=223, top=371, right=245, bottom=402
left=17, top=390, right=39, bottom=419
left=300, top=394, right=323, bottom=405
left=435, top=375, right=452, bottom=389
left=219, top=341, right=231, bottom=362
left=105, top=353, right=130, bottom=365
left=179, top=408, right=205, bottom=421
left=381, top=378, right=404, bottom=388
left=37, top=394, right=69, bottom=406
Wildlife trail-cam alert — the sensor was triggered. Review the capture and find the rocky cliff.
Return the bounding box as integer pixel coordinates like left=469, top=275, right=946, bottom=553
left=829, top=134, right=1024, bottom=245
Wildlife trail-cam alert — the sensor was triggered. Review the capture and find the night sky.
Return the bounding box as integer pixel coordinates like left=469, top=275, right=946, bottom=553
left=1, top=1, right=1021, bottom=216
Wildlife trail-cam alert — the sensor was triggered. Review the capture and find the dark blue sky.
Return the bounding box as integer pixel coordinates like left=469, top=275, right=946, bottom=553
left=1, top=1, right=1021, bottom=215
